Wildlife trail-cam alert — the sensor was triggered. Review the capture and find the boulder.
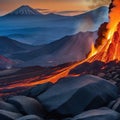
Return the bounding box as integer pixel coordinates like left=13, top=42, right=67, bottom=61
left=71, top=108, right=120, bottom=120
left=7, top=96, right=45, bottom=116
left=108, top=100, right=116, bottom=108
left=29, top=82, right=53, bottom=97
left=97, top=73, right=105, bottom=78
left=109, top=97, right=120, bottom=113
left=38, top=75, right=118, bottom=117
left=0, top=109, right=22, bottom=120
left=0, top=100, right=19, bottom=113
left=16, top=115, right=43, bottom=120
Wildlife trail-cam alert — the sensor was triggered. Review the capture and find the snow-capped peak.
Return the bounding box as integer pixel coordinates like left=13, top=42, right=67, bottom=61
left=8, top=5, right=42, bottom=16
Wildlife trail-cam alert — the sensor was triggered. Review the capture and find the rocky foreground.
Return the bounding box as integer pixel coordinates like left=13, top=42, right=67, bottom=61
left=1, top=74, right=120, bottom=120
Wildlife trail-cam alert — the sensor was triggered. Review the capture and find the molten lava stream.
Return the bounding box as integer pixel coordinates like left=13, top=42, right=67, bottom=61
left=0, top=62, right=84, bottom=92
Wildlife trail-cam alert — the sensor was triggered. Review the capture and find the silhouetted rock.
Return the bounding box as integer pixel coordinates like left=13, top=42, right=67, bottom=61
left=16, top=115, right=43, bottom=120
left=38, top=75, right=118, bottom=117
left=0, top=109, right=22, bottom=120
left=7, top=96, right=45, bottom=117
left=0, top=100, right=19, bottom=113
left=71, top=108, right=120, bottom=120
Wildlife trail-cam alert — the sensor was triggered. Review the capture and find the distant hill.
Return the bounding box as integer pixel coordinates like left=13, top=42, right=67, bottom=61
left=0, top=36, right=35, bottom=55
left=9, top=31, right=98, bottom=67
left=0, top=6, right=108, bottom=45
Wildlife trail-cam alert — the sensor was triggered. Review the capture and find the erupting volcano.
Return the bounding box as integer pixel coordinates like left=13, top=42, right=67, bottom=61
left=86, top=0, right=120, bottom=63
left=1, top=0, right=120, bottom=97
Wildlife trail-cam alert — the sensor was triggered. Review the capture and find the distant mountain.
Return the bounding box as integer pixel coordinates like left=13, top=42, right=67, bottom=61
left=0, top=36, right=35, bottom=55
left=55, top=6, right=108, bottom=33
left=5, top=5, right=42, bottom=16
left=9, top=31, right=97, bottom=67
left=0, top=6, right=108, bottom=45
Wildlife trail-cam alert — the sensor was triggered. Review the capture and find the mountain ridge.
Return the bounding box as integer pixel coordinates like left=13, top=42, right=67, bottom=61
left=9, top=31, right=97, bottom=67
left=0, top=36, right=35, bottom=55
left=0, top=6, right=108, bottom=45
left=2, top=5, right=108, bottom=17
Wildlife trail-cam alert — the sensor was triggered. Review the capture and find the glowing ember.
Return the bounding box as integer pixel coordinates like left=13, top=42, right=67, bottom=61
left=87, top=42, right=97, bottom=58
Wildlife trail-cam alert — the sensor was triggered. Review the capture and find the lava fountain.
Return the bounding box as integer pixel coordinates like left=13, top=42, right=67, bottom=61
left=86, top=0, right=120, bottom=63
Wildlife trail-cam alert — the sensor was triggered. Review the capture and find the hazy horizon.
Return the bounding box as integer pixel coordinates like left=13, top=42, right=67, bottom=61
left=0, top=0, right=111, bottom=16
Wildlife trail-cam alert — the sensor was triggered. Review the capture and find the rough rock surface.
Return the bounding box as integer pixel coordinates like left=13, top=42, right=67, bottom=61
left=109, top=97, right=120, bottom=113
left=28, top=82, right=53, bottom=98
left=16, top=115, right=43, bottom=120
left=71, top=108, right=120, bottom=120
left=0, top=100, right=19, bottom=113
left=0, top=109, right=22, bottom=120
left=38, top=75, right=118, bottom=116
left=7, top=96, right=45, bottom=116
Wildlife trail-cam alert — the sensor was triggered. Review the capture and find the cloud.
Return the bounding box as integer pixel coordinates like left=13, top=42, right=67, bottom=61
left=56, top=10, right=88, bottom=15
left=35, top=8, right=49, bottom=11
left=35, top=9, right=88, bottom=15
left=35, top=8, right=50, bottom=14
left=57, top=10, right=86, bottom=14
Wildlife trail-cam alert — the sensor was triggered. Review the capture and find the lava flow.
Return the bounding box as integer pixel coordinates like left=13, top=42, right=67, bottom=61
left=86, top=0, right=120, bottom=63
left=1, top=0, right=120, bottom=97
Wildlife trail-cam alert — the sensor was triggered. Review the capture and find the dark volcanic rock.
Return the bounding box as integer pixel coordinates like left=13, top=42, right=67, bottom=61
left=28, top=82, right=53, bottom=98
left=0, top=100, right=19, bottom=113
left=0, top=109, right=22, bottom=120
left=21, top=82, right=53, bottom=98
left=37, top=75, right=118, bottom=117
left=109, top=97, right=120, bottom=113
left=16, top=115, right=43, bottom=120
left=7, top=96, right=45, bottom=117
left=71, top=108, right=120, bottom=120
left=69, top=61, right=104, bottom=75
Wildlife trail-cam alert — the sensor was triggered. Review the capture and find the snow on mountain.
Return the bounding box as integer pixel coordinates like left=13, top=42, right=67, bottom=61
left=6, top=5, right=42, bottom=16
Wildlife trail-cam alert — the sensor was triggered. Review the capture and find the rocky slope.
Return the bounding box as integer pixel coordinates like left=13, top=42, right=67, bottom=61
left=0, top=74, right=120, bottom=120
left=0, top=36, right=35, bottom=55
left=9, top=31, right=97, bottom=67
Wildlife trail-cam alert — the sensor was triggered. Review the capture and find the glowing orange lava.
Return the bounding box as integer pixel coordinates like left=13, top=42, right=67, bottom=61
left=86, top=0, right=120, bottom=63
